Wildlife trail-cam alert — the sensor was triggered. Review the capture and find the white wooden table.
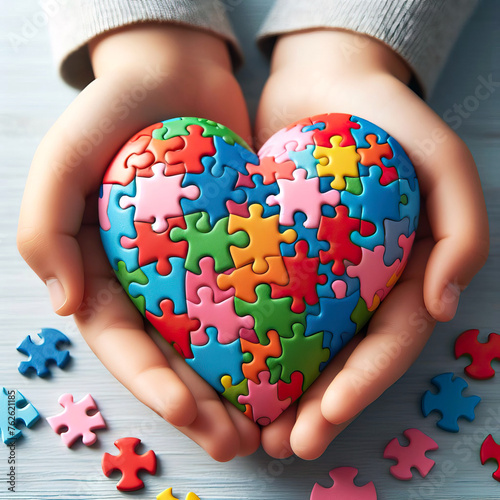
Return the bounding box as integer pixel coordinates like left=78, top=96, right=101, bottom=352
left=1, top=1, right=499, bottom=499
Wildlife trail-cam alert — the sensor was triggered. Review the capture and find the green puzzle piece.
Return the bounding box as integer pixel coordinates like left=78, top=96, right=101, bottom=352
left=267, top=323, right=330, bottom=390
left=115, top=261, right=148, bottom=314
left=170, top=212, right=249, bottom=274
left=234, top=284, right=306, bottom=345
left=351, top=297, right=375, bottom=333
left=221, top=375, right=249, bottom=412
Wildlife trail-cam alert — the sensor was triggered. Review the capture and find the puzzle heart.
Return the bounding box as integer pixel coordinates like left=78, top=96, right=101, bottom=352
left=99, top=114, right=419, bottom=425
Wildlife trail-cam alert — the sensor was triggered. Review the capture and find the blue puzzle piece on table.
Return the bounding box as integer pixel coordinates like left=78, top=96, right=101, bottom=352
left=100, top=182, right=138, bottom=271
left=288, top=145, right=319, bottom=179
left=279, top=212, right=329, bottom=257
left=129, top=258, right=187, bottom=316
left=341, top=166, right=401, bottom=249
left=181, top=164, right=246, bottom=226
left=186, top=327, right=244, bottom=392
left=240, top=174, right=280, bottom=217
left=383, top=217, right=411, bottom=266
left=399, top=178, right=420, bottom=234
left=383, top=136, right=418, bottom=191
left=421, top=372, right=481, bottom=432
left=17, top=328, right=70, bottom=377
left=351, top=115, right=389, bottom=149
left=1, top=388, right=40, bottom=444
left=205, top=135, right=258, bottom=177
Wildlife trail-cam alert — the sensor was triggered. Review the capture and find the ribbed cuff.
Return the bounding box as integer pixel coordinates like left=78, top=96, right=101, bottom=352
left=48, top=0, right=242, bottom=89
left=257, top=0, right=479, bottom=97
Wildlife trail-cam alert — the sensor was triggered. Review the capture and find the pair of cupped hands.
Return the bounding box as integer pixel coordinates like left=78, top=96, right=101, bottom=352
left=17, top=24, right=488, bottom=461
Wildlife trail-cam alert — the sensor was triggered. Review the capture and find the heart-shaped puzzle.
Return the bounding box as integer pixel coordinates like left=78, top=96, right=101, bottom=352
left=99, top=113, right=419, bottom=425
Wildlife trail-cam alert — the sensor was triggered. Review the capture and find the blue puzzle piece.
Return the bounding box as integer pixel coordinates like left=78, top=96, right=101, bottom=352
left=17, top=328, right=70, bottom=377
left=421, top=372, right=481, bottom=432
left=241, top=174, right=280, bottom=217
left=383, top=136, right=418, bottom=190
left=302, top=122, right=326, bottom=133
left=317, top=263, right=360, bottom=299
left=181, top=164, right=246, bottom=226
left=305, top=294, right=359, bottom=349
left=1, top=388, right=40, bottom=444
left=383, top=217, right=411, bottom=266
left=399, top=178, right=420, bottom=234
left=288, top=145, right=319, bottom=179
left=100, top=182, right=138, bottom=271
left=351, top=115, right=389, bottom=149
left=186, top=327, right=244, bottom=392
left=341, top=167, right=401, bottom=249
left=279, top=212, right=329, bottom=257
left=129, top=258, right=187, bottom=316
left=319, top=330, right=345, bottom=371
left=205, top=135, right=258, bottom=177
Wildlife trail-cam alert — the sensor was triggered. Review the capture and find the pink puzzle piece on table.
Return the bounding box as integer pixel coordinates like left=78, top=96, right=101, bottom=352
left=384, top=428, right=439, bottom=480
left=266, top=168, right=340, bottom=228
left=310, top=467, right=377, bottom=500
left=120, top=163, right=200, bottom=233
left=187, top=286, right=254, bottom=345
left=46, top=393, right=106, bottom=447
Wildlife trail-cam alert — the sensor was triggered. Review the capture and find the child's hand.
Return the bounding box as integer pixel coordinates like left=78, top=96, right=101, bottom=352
left=17, top=23, right=260, bottom=461
left=255, top=30, right=489, bottom=460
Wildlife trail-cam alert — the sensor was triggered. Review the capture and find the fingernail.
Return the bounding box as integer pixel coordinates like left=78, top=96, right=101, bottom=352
left=440, top=282, right=460, bottom=320
left=46, top=278, right=66, bottom=312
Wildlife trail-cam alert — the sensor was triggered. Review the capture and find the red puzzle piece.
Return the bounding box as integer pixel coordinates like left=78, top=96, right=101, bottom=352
left=146, top=299, right=199, bottom=358
left=481, top=434, right=500, bottom=481
left=455, top=329, right=500, bottom=379
left=271, top=240, right=327, bottom=313
left=246, top=156, right=296, bottom=185
left=121, top=216, right=187, bottom=276
left=310, top=467, right=377, bottom=500
left=278, top=371, right=304, bottom=404
left=318, top=205, right=375, bottom=275
left=102, top=437, right=157, bottom=492
left=383, top=428, right=439, bottom=480
left=357, top=134, right=398, bottom=185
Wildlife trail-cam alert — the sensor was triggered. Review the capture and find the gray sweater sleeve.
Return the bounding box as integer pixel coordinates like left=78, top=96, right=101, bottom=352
left=48, top=0, right=242, bottom=89
left=257, top=0, right=480, bottom=97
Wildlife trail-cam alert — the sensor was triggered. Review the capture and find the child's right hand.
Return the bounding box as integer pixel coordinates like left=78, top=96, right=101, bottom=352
left=17, top=23, right=260, bottom=462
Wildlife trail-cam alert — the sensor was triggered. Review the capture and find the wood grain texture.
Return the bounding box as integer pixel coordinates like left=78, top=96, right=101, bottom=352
left=0, top=1, right=499, bottom=499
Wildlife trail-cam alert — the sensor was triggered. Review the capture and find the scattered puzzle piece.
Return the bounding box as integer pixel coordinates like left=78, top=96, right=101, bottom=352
left=102, top=437, right=157, bottom=491
left=455, top=329, right=500, bottom=379
left=157, top=487, right=201, bottom=500
left=310, top=466, right=377, bottom=500
left=384, top=428, right=439, bottom=480
left=421, top=372, right=481, bottom=432
left=0, top=388, right=39, bottom=444
left=480, top=434, right=500, bottom=482
left=46, top=393, right=106, bottom=447
left=17, top=328, right=70, bottom=377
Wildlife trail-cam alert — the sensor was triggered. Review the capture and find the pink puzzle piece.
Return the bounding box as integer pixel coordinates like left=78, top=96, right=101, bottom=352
left=46, top=393, right=106, bottom=447
left=185, top=257, right=233, bottom=304
left=266, top=168, right=340, bottom=228
left=332, top=279, right=347, bottom=299
left=187, top=287, right=254, bottom=345
left=259, top=124, right=315, bottom=162
left=347, top=245, right=400, bottom=309
left=310, top=467, right=377, bottom=500
left=99, top=184, right=113, bottom=231
left=119, top=163, right=199, bottom=233
left=384, top=428, right=439, bottom=480
left=238, top=371, right=291, bottom=426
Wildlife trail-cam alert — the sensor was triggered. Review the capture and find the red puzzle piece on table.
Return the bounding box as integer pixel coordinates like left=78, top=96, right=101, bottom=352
left=318, top=205, right=375, bottom=275
left=383, top=428, right=439, bottom=480
left=480, top=434, right=500, bottom=481
left=102, top=437, right=157, bottom=491
left=146, top=299, right=199, bottom=358
left=121, top=216, right=187, bottom=275
left=271, top=240, right=327, bottom=313
left=310, top=467, right=377, bottom=500
left=455, top=329, right=500, bottom=379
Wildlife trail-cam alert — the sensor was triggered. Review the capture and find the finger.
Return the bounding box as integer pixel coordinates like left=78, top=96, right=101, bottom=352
left=321, top=237, right=435, bottom=424
left=17, top=77, right=153, bottom=315
left=260, top=403, right=296, bottom=459
left=74, top=226, right=197, bottom=428
left=222, top=399, right=261, bottom=457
